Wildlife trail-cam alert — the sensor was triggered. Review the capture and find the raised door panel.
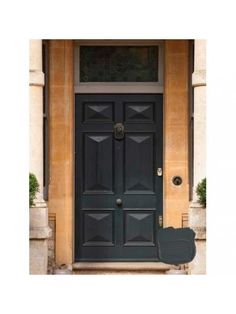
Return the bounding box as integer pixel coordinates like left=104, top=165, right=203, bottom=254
left=125, top=102, right=154, bottom=122
left=125, top=134, right=154, bottom=194
left=84, top=134, right=114, bottom=194
left=83, top=102, right=114, bottom=122
left=124, top=210, right=155, bottom=246
left=83, top=210, right=114, bottom=246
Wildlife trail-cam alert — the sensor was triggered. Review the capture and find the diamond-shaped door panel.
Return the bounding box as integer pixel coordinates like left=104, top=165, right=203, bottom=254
left=125, top=134, right=154, bottom=193
left=84, top=134, right=113, bottom=193
left=125, top=102, right=154, bottom=122
left=84, top=102, right=114, bottom=122
left=83, top=211, right=114, bottom=246
left=124, top=211, right=155, bottom=246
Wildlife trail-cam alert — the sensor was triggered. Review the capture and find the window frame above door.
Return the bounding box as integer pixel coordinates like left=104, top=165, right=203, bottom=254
left=74, top=40, right=164, bottom=94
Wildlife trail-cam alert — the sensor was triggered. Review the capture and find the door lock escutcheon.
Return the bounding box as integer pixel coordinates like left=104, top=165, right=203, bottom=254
left=114, top=123, right=124, bottom=139
left=156, top=167, right=163, bottom=176
left=158, top=215, right=163, bottom=227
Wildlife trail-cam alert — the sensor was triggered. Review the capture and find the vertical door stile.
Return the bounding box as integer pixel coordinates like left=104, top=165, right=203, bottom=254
left=114, top=98, right=124, bottom=248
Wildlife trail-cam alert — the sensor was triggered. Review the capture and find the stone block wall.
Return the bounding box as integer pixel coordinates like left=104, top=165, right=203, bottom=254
left=48, top=214, right=56, bottom=273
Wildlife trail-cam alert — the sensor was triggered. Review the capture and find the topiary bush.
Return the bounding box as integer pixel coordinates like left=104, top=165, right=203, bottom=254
left=196, top=178, right=206, bottom=207
left=29, top=173, right=39, bottom=207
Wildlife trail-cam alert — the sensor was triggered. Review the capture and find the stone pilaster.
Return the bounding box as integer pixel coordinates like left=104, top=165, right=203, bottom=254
left=188, top=40, right=206, bottom=274
left=29, top=40, right=51, bottom=274
left=48, top=40, right=74, bottom=266
left=29, top=39, right=45, bottom=203
left=192, top=39, right=206, bottom=200
left=164, top=40, right=189, bottom=228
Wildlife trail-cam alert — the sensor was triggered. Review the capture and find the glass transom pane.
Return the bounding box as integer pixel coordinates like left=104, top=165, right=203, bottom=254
left=80, top=46, right=158, bottom=82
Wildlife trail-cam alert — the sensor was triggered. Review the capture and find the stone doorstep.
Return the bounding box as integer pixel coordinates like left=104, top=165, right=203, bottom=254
left=73, top=262, right=171, bottom=272
left=73, top=270, right=166, bottom=275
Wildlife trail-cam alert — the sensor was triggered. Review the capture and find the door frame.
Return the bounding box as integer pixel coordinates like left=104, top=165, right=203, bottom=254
left=48, top=40, right=190, bottom=267
left=73, top=40, right=165, bottom=263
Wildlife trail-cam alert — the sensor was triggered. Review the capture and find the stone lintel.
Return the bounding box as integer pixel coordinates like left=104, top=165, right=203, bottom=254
left=29, top=70, right=45, bottom=87
left=192, top=70, right=206, bottom=87
left=30, top=226, right=52, bottom=239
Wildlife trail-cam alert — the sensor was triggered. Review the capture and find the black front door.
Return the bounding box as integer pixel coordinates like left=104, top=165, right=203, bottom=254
left=75, top=94, right=163, bottom=261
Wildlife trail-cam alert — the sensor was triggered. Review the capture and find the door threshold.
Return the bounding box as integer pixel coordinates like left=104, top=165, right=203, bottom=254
left=73, top=262, right=171, bottom=271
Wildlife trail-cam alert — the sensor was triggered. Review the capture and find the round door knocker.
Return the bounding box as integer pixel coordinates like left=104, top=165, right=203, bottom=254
left=114, top=123, right=124, bottom=140
left=172, top=176, right=183, bottom=186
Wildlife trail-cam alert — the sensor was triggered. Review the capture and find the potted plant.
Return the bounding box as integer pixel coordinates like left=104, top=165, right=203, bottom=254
left=29, top=172, right=49, bottom=232
left=189, top=178, right=206, bottom=240
left=196, top=178, right=206, bottom=208
left=29, top=172, right=39, bottom=207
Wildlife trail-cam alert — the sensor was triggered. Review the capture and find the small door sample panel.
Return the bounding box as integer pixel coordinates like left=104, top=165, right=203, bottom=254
left=75, top=94, right=163, bottom=261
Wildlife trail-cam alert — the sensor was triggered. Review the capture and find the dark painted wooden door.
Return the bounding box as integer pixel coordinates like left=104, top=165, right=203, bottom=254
left=75, top=94, right=163, bottom=261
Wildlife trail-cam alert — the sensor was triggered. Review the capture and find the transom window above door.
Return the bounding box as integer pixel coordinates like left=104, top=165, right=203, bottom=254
left=80, top=46, right=159, bottom=82
left=74, top=41, right=163, bottom=93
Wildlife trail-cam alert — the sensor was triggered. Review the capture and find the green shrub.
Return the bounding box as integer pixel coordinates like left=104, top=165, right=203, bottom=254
left=29, top=173, right=39, bottom=207
left=196, top=178, right=206, bottom=207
